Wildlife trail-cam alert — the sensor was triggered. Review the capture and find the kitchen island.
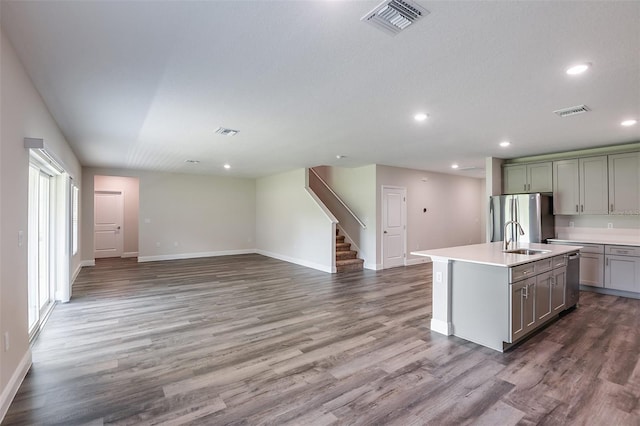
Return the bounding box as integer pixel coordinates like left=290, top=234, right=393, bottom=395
left=412, top=241, right=582, bottom=352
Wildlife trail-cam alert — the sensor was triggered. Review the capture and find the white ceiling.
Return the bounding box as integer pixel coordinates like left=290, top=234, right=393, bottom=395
left=1, top=1, right=639, bottom=179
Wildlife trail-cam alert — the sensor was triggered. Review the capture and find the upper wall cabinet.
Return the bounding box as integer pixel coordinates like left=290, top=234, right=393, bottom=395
left=553, top=156, right=609, bottom=215
left=609, top=152, right=640, bottom=215
left=503, top=162, right=552, bottom=194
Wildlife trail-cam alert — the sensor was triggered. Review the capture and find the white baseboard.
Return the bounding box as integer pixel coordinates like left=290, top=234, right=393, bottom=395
left=122, top=252, right=139, bottom=258
left=80, top=260, right=96, bottom=268
left=364, top=262, right=382, bottom=270
left=431, top=318, right=453, bottom=336
left=138, top=249, right=256, bottom=263
left=0, top=349, right=32, bottom=423
left=256, top=250, right=333, bottom=273
left=405, top=258, right=432, bottom=266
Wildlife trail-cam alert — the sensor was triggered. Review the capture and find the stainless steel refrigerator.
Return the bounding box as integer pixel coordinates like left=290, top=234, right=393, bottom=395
left=489, top=194, right=555, bottom=244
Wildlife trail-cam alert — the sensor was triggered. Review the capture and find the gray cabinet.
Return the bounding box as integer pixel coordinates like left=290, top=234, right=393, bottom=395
left=504, top=162, right=552, bottom=194
left=509, top=256, right=562, bottom=343
left=535, top=271, right=552, bottom=322
left=553, top=156, right=608, bottom=215
left=581, top=156, right=609, bottom=215
left=511, top=277, right=536, bottom=342
left=608, top=152, right=640, bottom=215
left=553, top=159, right=580, bottom=215
left=581, top=253, right=605, bottom=288
left=605, top=245, right=640, bottom=293
left=551, top=266, right=566, bottom=313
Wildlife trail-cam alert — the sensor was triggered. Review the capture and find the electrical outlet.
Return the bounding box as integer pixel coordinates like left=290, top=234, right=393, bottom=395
left=18, top=230, right=24, bottom=246
left=436, top=272, right=443, bottom=283
left=4, top=332, right=9, bottom=352
left=569, top=221, right=574, bottom=228
left=607, top=223, right=613, bottom=229
left=156, top=242, right=161, bottom=247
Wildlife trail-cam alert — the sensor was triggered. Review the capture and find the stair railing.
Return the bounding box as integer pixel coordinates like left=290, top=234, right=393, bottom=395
left=309, top=168, right=366, bottom=229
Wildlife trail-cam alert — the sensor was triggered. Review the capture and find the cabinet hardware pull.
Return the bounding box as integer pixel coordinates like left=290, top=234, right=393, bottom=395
left=575, top=204, right=579, bottom=213
left=606, top=258, right=609, bottom=267
left=611, top=204, right=614, bottom=212
left=581, top=205, right=584, bottom=212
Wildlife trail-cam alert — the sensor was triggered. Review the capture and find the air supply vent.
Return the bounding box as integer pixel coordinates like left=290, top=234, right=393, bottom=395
left=553, top=105, right=591, bottom=118
left=361, top=0, right=429, bottom=36
left=215, top=127, right=239, bottom=136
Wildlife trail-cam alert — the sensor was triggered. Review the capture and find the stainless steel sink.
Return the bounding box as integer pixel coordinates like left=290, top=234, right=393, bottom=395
left=503, top=248, right=552, bottom=255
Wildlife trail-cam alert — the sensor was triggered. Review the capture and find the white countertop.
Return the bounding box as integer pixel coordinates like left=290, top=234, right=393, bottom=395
left=548, top=238, right=640, bottom=247
left=411, top=241, right=582, bottom=268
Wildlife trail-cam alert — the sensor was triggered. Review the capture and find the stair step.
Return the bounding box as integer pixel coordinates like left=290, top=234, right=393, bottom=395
left=336, top=235, right=345, bottom=243
left=336, top=242, right=351, bottom=251
left=336, top=258, right=364, bottom=272
left=336, top=250, right=357, bottom=260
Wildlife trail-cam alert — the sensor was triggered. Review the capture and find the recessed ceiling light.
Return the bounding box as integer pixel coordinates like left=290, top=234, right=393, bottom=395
left=414, top=113, right=428, bottom=122
left=336, top=155, right=346, bottom=159
left=566, top=63, right=590, bottom=75
left=223, top=164, right=231, bottom=169
left=500, top=141, right=511, bottom=147
left=621, top=119, right=638, bottom=127
left=451, top=164, right=459, bottom=169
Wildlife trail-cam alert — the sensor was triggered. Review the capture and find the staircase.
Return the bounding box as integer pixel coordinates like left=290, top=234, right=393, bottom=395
left=336, top=229, right=364, bottom=272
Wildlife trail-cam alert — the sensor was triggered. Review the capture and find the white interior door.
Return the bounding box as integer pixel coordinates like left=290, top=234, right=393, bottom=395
left=94, top=191, right=124, bottom=258
left=382, top=186, right=406, bottom=269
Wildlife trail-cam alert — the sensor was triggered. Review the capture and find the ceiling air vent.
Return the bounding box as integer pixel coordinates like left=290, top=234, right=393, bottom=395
left=361, top=0, right=429, bottom=36
left=215, top=127, right=239, bottom=136
left=553, top=105, right=591, bottom=118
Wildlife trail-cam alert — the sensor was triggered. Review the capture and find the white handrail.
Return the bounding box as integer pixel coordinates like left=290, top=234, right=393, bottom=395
left=309, top=168, right=367, bottom=229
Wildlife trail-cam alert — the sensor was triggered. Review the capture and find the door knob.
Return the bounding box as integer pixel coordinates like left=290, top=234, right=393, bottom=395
left=117, top=226, right=121, bottom=230
left=384, top=230, right=387, bottom=234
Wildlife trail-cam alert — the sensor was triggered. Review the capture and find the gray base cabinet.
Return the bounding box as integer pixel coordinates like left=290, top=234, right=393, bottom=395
left=605, top=246, right=640, bottom=293
left=581, top=253, right=605, bottom=287
left=551, top=266, right=567, bottom=313
left=550, top=241, right=640, bottom=296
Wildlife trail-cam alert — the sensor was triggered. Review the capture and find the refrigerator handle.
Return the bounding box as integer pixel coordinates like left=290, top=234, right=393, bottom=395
left=514, top=197, right=519, bottom=242
left=489, top=199, right=494, bottom=241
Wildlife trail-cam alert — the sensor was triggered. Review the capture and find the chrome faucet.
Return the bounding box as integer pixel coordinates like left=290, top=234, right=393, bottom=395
left=504, top=220, right=525, bottom=250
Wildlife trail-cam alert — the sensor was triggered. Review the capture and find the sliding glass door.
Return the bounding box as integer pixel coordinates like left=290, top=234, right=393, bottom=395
left=28, top=164, right=54, bottom=335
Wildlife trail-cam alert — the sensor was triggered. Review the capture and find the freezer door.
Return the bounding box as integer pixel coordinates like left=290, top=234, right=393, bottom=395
left=514, top=194, right=542, bottom=243
left=489, top=195, right=510, bottom=242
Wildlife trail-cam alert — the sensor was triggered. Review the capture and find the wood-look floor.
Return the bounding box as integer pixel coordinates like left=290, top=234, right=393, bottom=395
left=4, top=255, right=640, bottom=425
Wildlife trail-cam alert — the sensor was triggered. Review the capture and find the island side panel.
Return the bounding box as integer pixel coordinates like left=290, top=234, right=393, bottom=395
left=450, top=261, right=510, bottom=352
left=430, top=259, right=453, bottom=335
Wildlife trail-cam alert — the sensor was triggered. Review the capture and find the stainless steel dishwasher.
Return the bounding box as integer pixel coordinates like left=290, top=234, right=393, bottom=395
left=565, top=251, right=580, bottom=308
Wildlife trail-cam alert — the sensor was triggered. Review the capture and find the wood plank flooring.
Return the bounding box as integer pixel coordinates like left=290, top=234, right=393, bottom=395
left=4, top=254, right=640, bottom=425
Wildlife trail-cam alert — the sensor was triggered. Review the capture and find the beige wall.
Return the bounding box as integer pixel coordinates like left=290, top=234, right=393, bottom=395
left=82, top=168, right=256, bottom=262
left=376, top=165, right=484, bottom=265
left=94, top=175, right=139, bottom=257
left=0, top=29, right=81, bottom=417
left=256, top=169, right=335, bottom=272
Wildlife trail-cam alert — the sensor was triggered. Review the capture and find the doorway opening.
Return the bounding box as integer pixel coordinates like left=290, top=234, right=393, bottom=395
left=93, top=175, right=139, bottom=259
